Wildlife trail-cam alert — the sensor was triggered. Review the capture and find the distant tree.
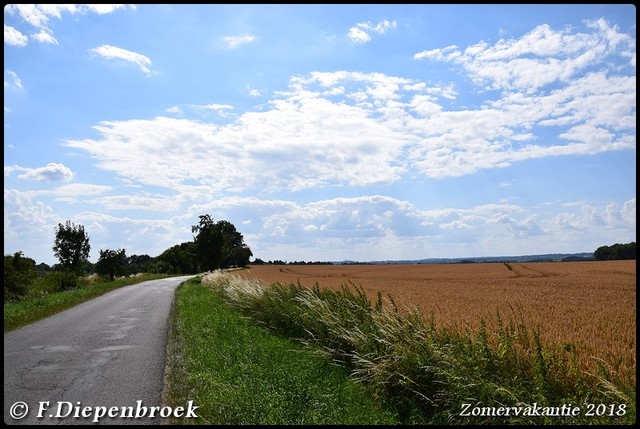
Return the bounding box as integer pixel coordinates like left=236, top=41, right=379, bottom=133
left=157, top=242, right=198, bottom=274
left=95, top=249, right=127, bottom=281
left=126, top=254, right=155, bottom=275
left=191, top=215, right=252, bottom=271
left=4, top=251, right=37, bottom=301
left=35, top=262, right=52, bottom=276
left=152, top=260, right=173, bottom=275
left=52, top=221, right=91, bottom=274
left=594, top=242, right=636, bottom=260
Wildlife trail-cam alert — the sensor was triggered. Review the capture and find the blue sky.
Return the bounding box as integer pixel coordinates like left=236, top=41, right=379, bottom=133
left=4, top=4, right=636, bottom=265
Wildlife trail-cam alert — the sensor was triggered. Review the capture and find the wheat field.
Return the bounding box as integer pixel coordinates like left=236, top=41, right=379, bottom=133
left=236, top=260, right=636, bottom=386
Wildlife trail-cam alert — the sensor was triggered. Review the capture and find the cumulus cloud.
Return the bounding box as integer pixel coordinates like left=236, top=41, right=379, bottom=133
left=5, top=4, right=131, bottom=46
left=182, top=194, right=636, bottom=261
left=4, top=189, right=58, bottom=242
left=90, top=45, right=152, bottom=75
left=30, top=30, right=58, bottom=45
left=65, top=28, right=635, bottom=192
left=414, top=19, right=635, bottom=93
left=223, top=34, right=255, bottom=49
left=348, top=19, right=397, bottom=43
left=347, top=27, right=371, bottom=44
left=12, top=163, right=74, bottom=181
left=4, top=24, right=28, bottom=46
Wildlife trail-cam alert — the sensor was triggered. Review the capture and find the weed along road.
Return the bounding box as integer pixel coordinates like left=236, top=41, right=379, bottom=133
left=4, top=276, right=195, bottom=425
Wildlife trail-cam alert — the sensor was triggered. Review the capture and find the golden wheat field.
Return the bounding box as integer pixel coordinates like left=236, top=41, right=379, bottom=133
left=236, top=260, right=636, bottom=386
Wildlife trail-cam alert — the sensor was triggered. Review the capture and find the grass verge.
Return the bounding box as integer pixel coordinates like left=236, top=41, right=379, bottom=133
left=162, top=277, right=402, bottom=424
left=4, top=273, right=174, bottom=332
left=199, top=271, right=636, bottom=425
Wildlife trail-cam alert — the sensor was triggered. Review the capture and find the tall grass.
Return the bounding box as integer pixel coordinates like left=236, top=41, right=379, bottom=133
left=202, top=271, right=636, bottom=425
left=162, top=277, right=400, bottom=424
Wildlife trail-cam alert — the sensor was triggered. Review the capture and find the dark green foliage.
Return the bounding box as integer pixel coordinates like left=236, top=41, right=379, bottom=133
left=594, top=241, right=636, bottom=260
left=95, top=248, right=127, bottom=281
left=125, top=254, right=155, bottom=275
left=156, top=242, right=198, bottom=274
left=52, top=220, right=91, bottom=274
left=39, top=270, right=80, bottom=292
left=192, top=215, right=253, bottom=271
left=4, top=251, right=37, bottom=301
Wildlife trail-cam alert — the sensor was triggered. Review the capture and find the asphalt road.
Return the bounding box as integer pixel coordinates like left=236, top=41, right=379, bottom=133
left=4, top=276, right=195, bottom=425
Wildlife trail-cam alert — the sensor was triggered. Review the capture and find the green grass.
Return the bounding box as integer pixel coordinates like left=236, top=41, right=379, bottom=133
left=4, top=273, right=175, bottom=332
left=199, top=271, right=636, bottom=425
left=162, top=277, right=401, bottom=425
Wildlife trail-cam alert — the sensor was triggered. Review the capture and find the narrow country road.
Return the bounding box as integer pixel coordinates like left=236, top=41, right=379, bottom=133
left=4, top=276, right=194, bottom=425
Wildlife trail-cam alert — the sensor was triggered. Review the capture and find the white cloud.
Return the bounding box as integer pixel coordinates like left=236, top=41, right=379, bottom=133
left=414, top=19, right=635, bottom=93
left=246, top=84, right=264, bottom=97
left=15, top=163, right=74, bottom=182
left=182, top=194, right=636, bottom=261
left=90, top=44, right=152, bottom=75
left=84, top=4, right=133, bottom=15
left=347, top=19, right=397, bottom=43
left=4, top=24, right=28, bottom=46
left=5, top=4, right=131, bottom=47
left=191, top=103, right=234, bottom=111
left=30, top=30, right=58, bottom=45
left=347, top=27, right=371, bottom=44
left=65, top=31, right=635, bottom=192
left=166, top=106, right=182, bottom=114
left=223, top=34, right=255, bottom=49
left=89, top=194, right=182, bottom=212
left=31, top=183, right=113, bottom=199
left=4, top=189, right=59, bottom=245
left=4, top=70, right=23, bottom=89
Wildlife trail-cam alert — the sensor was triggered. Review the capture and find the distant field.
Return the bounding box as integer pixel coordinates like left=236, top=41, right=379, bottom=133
left=237, top=260, right=636, bottom=386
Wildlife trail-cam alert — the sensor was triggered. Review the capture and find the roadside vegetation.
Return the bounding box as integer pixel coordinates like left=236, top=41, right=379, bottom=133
left=4, top=272, right=173, bottom=331
left=194, top=270, right=635, bottom=425
left=5, top=214, right=252, bottom=331
left=163, top=277, right=401, bottom=424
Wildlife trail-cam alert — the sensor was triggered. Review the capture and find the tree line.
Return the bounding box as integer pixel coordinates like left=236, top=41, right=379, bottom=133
left=593, top=241, right=635, bottom=261
left=4, top=215, right=252, bottom=302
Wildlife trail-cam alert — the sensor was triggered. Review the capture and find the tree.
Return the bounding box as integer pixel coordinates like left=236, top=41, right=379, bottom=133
left=594, top=242, right=636, bottom=260
left=95, top=249, right=127, bottom=281
left=157, top=242, right=198, bottom=274
left=4, top=251, right=37, bottom=301
left=126, top=254, right=155, bottom=275
left=52, top=220, right=91, bottom=274
left=191, top=215, right=253, bottom=271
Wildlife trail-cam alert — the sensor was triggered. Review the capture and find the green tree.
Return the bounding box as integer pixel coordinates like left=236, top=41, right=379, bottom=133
left=594, top=241, right=636, bottom=260
left=126, top=254, right=155, bottom=275
left=157, top=242, right=198, bottom=274
left=191, top=215, right=252, bottom=271
left=95, top=249, right=127, bottom=281
left=52, top=220, right=91, bottom=274
left=4, top=251, right=37, bottom=301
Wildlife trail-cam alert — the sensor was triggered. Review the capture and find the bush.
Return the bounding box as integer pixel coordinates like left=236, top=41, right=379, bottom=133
left=37, top=271, right=80, bottom=293
left=4, top=252, right=37, bottom=302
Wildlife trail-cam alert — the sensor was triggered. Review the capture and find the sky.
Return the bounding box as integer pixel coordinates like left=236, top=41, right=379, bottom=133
left=4, top=4, right=636, bottom=265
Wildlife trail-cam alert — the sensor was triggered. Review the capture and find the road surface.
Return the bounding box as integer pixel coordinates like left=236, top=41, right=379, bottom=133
left=4, top=276, right=195, bottom=425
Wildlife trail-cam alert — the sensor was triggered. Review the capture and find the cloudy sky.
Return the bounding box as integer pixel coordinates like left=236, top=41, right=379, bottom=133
left=4, top=4, right=636, bottom=265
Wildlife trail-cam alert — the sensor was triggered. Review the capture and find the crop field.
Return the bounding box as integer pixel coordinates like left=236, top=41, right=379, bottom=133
left=236, top=260, right=636, bottom=387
